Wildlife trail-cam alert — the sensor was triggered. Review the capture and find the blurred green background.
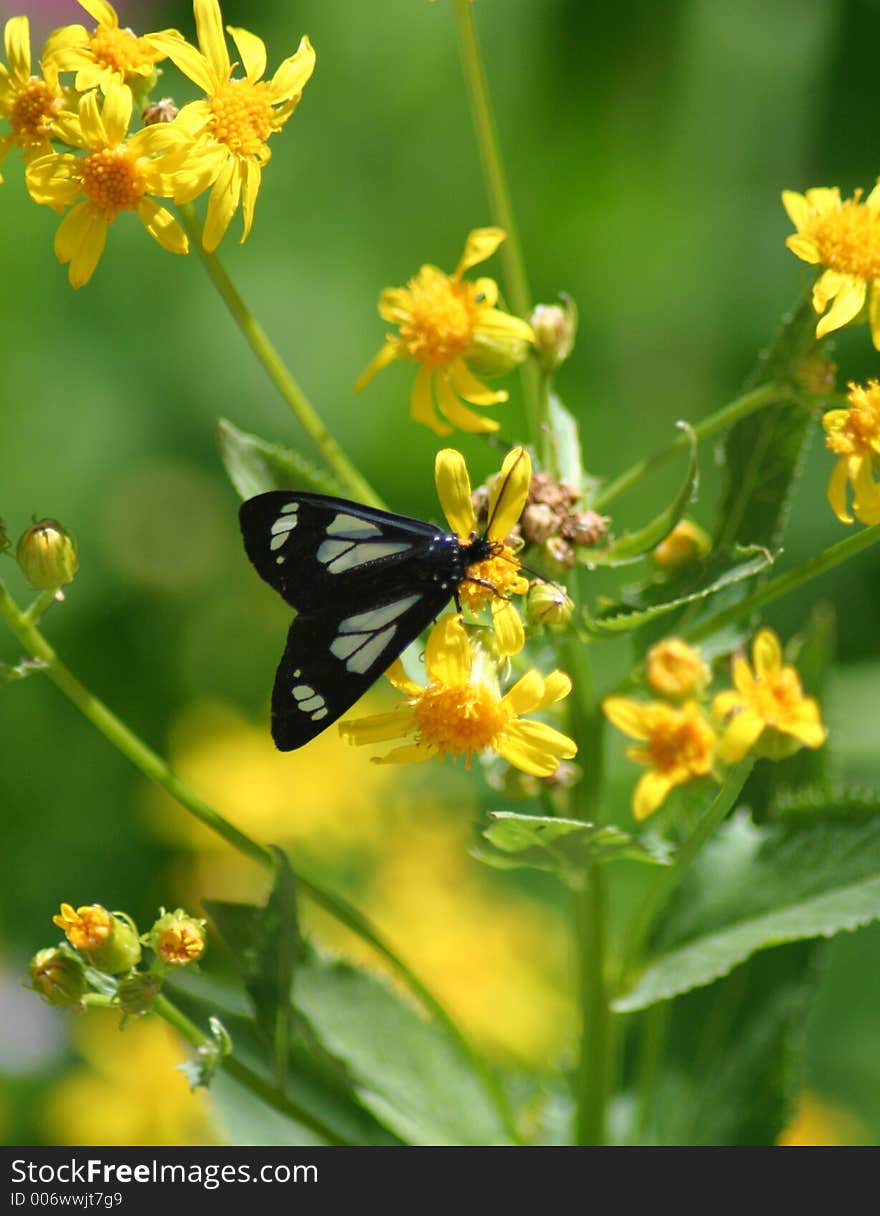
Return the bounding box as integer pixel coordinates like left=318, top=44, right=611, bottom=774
left=2, top=0, right=880, bottom=1145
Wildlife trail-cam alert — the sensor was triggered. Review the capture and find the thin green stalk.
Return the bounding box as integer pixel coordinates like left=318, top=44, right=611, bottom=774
left=151, top=993, right=353, bottom=1145
left=0, top=580, right=517, bottom=1139
left=177, top=204, right=383, bottom=510
left=685, top=524, right=880, bottom=644
left=594, top=383, right=794, bottom=510
left=453, top=0, right=542, bottom=442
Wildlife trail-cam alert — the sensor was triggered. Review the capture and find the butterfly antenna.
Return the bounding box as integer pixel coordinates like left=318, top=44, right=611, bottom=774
left=483, top=448, right=526, bottom=538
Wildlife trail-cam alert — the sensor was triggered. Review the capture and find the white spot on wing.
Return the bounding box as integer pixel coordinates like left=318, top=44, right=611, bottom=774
left=317, top=539, right=411, bottom=572
left=339, top=595, right=420, bottom=634
left=297, top=695, right=325, bottom=713
left=345, top=625, right=396, bottom=674
left=280, top=502, right=300, bottom=514
left=326, top=513, right=381, bottom=537
left=330, top=634, right=363, bottom=661
left=311, top=707, right=329, bottom=721
left=292, top=684, right=315, bottom=700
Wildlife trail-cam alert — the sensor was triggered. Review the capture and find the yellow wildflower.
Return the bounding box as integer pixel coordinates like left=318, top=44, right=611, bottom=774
left=26, top=82, right=190, bottom=287
left=43, top=0, right=166, bottom=95
left=150, top=909, right=206, bottom=966
left=603, top=697, right=716, bottom=820
left=822, top=380, right=880, bottom=525
left=150, top=0, right=315, bottom=251
left=712, top=628, right=827, bottom=763
left=436, top=446, right=530, bottom=655
left=53, top=902, right=112, bottom=952
left=646, top=638, right=710, bottom=700
left=783, top=185, right=880, bottom=348
left=340, top=613, right=577, bottom=778
left=356, top=227, right=534, bottom=436
left=0, top=16, right=73, bottom=181
left=652, top=518, right=711, bottom=571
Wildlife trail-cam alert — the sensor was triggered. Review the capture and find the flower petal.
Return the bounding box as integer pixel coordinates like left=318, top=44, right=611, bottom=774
left=78, top=88, right=107, bottom=147
left=816, top=276, right=866, bottom=338
left=239, top=157, right=261, bottom=242
left=149, top=33, right=216, bottom=93
left=436, top=373, right=498, bottom=433
left=26, top=153, right=80, bottom=210
left=194, top=0, right=230, bottom=85
left=487, top=446, right=531, bottom=540
left=450, top=358, right=507, bottom=405
left=202, top=157, right=241, bottom=252
left=497, top=720, right=576, bottom=778
left=539, top=670, right=572, bottom=708
left=338, top=707, right=416, bottom=745
left=54, top=201, right=107, bottom=289
left=424, top=613, right=471, bottom=685
left=812, top=269, right=844, bottom=313
left=100, top=81, right=132, bottom=147
left=827, top=457, right=853, bottom=523
left=455, top=226, right=505, bottom=277
left=871, top=282, right=880, bottom=351
left=136, top=198, right=188, bottom=254
left=752, top=629, right=782, bottom=680
left=355, top=340, right=400, bottom=393
left=781, top=189, right=808, bottom=230
left=632, top=771, right=673, bottom=820
left=785, top=234, right=821, bottom=264
left=602, top=697, right=649, bottom=741
left=371, top=742, right=437, bottom=766
left=731, top=654, right=755, bottom=695
left=718, top=708, right=765, bottom=763
left=502, top=669, right=544, bottom=715
left=78, top=0, right=119, bottom=26
left=227, top=25, right=266, bottom=82
left=435, top=447, right=475, bottom=538
left=384, top=658, right=421, bottom=697
left=4, top=15, right=30, bottom=82
left=409, top=366, right=451, bottom=436
left=269, top=36, right=316, bottom=103
left=804, top=187, right=840, bottom=215
left=491, top=598, right=524, bottom=656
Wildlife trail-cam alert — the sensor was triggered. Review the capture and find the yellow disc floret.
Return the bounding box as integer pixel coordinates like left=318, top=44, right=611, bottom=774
left=810, top=192, right=880, bottom=282
left=53, top=903, right=113, bottom=951
left=81, top=147, right=146, bottom=216
left=10, top=78, right=59, bottom=141
left=209, top=81, right=275, bottom=157
left=90, top=23, right=160, bottom=79
left=398, top=267, right=480, bottom=367
left=414, top=680, right=510, bottom=759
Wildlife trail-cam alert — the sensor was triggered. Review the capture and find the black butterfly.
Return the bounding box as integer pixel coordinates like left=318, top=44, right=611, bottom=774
left=239, top=490, right=503, bottom=750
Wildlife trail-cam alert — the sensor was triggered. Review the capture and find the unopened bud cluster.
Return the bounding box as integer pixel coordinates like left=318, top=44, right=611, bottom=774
left=27, top=901, right=206, bottom=1014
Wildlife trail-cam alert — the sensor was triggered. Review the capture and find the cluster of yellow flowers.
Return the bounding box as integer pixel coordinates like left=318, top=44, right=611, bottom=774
left=604, top=629, right=826, bottom=820
left=783, top=186, right=880, bottom=526
left=341, top=446, right=578, bottom=778
left=0, top=0, right=315, bottom=285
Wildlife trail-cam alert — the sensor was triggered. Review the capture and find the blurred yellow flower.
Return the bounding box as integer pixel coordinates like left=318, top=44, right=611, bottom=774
left=603, top=697, right=716, bottom=819
left=646, top=637, right=710, bottom=700
left=712, top=628, right=826, bottom=763
left=783, top=185, right=880, bottom=348
left=822, top=380, right=880, bottom=526
left=53, top=902, right=111, bottom=951
left=150, top=0, right=315, bottom=251
left=356, top=227, right=534, bottom=435
left=652, top=518, right=711, bottom=571
left=45, top=1012, right=218, bottom=1146
left=777, top=1091, right=866, bottom=1146
left=0, top=16, right=72, bottom=181
left=26, top=82, right=190, bottom=287
left=436, top=446, right=530, bottom=655
left=341, top=613, right=576, bottom=777
left=43, top=0, right=166, bottom=95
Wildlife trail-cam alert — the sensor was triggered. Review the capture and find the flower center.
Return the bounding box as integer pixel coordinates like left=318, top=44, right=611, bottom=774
left=414, top=681, right=509, bottom=757
left=826, top=381, right=880, bottom=455
left=157, top=926, right=203, bottom=965
left=399, top=268, right=479, bottom=366
left=811, top=195, right=880, bottom=281
left=647, top=715, right=712, bottom=774
left=81, top=147, right=146, bottom=215
left=62, top=907, right=112, bottom=951
left=91, top=23, right=159, bottom=78
left=458, top=544, right=527, bottom=613
left=209, top=80, right=275, bottom=156
left=750, top=670, right=804, bottom=727
left=10, top=77, right=58, bottom=141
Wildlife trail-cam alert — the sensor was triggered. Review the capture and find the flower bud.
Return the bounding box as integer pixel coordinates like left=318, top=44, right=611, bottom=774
left=646, top=638, right=710, bottom=700
left=53, top=903, right=141, bottom=973
left=527, top=580, right=574, bottom=627
left=542, top=535, right=575, bottom=573
left=521, top=502, right=558, bottom=545
left=117, top=972, right=162, bottom=1015
left=529, top=296, right=577, bottom=370
left=652, top=519, right=711, bottom=572
left=16, top=519, right=79, bottom=590
left=142, top=98, right=179, bottom=125
left=28, top=948, right=87, bottom=1006
left=467, top=323, right=533, bottom=376
left=148, top=909, right=206, bottom=967
left=562, top=510, right=609, bottom=549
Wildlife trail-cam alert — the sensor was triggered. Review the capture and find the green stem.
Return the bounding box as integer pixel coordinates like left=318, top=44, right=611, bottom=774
left=178, top=204, right=383, bottom=510
left=151, top=993, right=353, bottom=1145
left=453, top=0, right=542, bottom=443
left=25, top=590, right=59, bottom=624
left=0, top=580, right=516, bottom=1139
left=594, top=383, right=794, bottom=510
left=685, top=524, right=880, bottom=644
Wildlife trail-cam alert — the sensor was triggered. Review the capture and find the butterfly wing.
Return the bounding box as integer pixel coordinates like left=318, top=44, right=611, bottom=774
left=239, top=491, right=465, bottom=750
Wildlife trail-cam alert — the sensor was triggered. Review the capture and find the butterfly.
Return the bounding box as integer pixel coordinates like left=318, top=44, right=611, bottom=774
left=239, top=489, right=508, bottom=750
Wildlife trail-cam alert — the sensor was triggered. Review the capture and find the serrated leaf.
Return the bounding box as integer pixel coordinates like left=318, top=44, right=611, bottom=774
left=774, top=786, right=880, bottom=820
left=616, top=809, right=880, bottom=1012
left=587, top=423, right=698, bottom=567
left=216, top=417, right=344, bottom=500
left=294, top=951, right=513, bottom=1146
left=474, top=812, right=672, bottom=886
left=584, top=546, right=772, bottom=635
left=204, top=848, right=300, bottom=1084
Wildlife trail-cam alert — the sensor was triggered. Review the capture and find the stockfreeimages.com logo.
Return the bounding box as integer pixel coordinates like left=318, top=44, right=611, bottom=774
left=11, top=1159, right=318, bottom=1191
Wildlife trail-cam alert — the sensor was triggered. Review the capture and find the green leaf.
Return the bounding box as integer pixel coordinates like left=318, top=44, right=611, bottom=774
left=584, top=546, right=772, bottom=635
left=715, top=299, right=820, bottom=552
left=294, top=951, right=514, bottom=1145
left=216, top=417, right=344, bottom=499
left=586, top=423, right=698, bottom=566
left=474, top=812, right=672, bottom=886
left=204, top=848, right=301, bottom=1084
left=616, top=808, right=880, bottom=1012
left=547, top=392, right=594, bottom=498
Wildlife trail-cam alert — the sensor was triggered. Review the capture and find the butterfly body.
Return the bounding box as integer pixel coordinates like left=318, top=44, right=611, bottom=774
left=239, top=491, right=495, bottom=751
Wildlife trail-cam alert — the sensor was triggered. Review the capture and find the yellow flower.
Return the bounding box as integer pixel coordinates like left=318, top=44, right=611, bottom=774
left=602, top=697, right=716, bottom=820
left=356, top=227, right=534, bottom=436
left=436, top=446, right=531, bottom=655
left=53, top=902, right=113, bottom=951
left=43, top=0, right=166, bottom=94
left=340, top=613, right=577, bottom=778
left=822, top=380, right=880, bottom=525
left=150, top=0, right=315, bottom=251
left=783, top=185, right=880, bottom=348
left=0, top=16, right=72, bottom=181
left=150, top=909, right=206, bottom=966
left=652, top=518, right=711, bottom=571
left=646, top=638, right=710, bottom=700
left=26, top=82, right=190, bottom=287
left=712, top=628, right=827, bottom=763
